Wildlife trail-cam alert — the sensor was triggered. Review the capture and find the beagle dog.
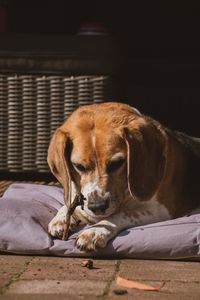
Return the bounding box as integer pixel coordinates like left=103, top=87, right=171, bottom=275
left=48, top=102, right=200, bottom=251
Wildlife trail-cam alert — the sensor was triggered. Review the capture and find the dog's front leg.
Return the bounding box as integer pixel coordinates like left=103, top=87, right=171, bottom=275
left=76, top=212, right=135, bottom=251
left=48, top=205, right=79, bottom=239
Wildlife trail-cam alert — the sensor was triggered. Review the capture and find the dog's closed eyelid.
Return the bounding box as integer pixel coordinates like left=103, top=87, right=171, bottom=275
left=73, top=162, right=93, bottom=173
left=106, top=158, right=126, bottom=173
left=73, top=163, right=86, bottom=172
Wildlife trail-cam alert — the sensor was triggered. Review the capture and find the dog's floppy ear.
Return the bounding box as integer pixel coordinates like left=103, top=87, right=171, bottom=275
left=123, top=121, right=166, bottom=200
left=47, top=129, right=72, bottom=204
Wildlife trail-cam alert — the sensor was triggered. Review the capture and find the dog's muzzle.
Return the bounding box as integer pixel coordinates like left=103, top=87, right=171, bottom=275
left=87, top=191, right=110, bottom=215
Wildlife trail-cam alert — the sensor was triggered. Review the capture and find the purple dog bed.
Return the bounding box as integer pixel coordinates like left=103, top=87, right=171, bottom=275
left=0, top=183, right=199, bottom=260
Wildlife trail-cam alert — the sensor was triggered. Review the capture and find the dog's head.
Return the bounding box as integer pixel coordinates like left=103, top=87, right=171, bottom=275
left=48, top=103, right=166, bottom=220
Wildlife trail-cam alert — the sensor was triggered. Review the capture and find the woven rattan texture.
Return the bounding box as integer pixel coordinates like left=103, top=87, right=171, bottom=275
left=0, top=75, right=113, bottom=172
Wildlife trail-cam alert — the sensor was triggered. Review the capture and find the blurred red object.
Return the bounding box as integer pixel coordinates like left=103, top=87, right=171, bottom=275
left=0, top=1, right=8, bottom=33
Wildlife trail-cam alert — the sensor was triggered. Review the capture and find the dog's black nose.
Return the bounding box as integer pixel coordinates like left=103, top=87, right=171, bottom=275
left=88, top=200, right=109, bottom=214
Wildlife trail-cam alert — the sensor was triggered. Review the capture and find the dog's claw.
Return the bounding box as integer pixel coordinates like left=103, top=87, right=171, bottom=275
left=55, top=229, right=64, bottom=239
left=76, top=239, right=86, bottom=251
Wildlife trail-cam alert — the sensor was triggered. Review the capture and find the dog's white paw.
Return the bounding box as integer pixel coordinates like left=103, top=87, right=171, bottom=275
left=48, top=205, right=75, bottom=239
left=76, top=227, right=110, bottom=251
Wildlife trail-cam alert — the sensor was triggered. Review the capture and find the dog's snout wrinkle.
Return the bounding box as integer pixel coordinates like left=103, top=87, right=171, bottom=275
left=88, top=189, right=111, bottom=201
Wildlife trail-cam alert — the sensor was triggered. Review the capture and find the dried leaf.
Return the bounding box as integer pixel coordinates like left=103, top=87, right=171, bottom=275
left=116, top=276, right=165, bottom=291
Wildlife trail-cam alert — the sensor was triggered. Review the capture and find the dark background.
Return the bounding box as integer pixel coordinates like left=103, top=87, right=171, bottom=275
left=5, top=1, right=200, bottom=136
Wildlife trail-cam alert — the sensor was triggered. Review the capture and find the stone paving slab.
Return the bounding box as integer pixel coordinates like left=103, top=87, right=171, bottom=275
left=20, top=257, right=116, bottom=282
left=6, top=279, right=106, bottom=297
left=109, top=282, right=200, bottom=300
left=0, top=255, right=200, bottom=300
left=0, top=256, right=32, bottom=292
left=118, top=259, right=200, bottom=282
left=109, top=260, right=200, bottom=300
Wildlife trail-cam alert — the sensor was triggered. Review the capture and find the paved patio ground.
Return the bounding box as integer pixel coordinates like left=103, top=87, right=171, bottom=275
left=0, top=255, right=200, bottom=300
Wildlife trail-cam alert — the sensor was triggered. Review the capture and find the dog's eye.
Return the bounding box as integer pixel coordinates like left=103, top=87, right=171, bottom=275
left=74, top=163, right=86, bottom=173
left=107, top=159, right=125, bottom=173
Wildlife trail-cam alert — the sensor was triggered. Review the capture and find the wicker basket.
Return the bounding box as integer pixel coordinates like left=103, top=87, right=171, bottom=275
left=0, top=74, right=113, bottom=172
